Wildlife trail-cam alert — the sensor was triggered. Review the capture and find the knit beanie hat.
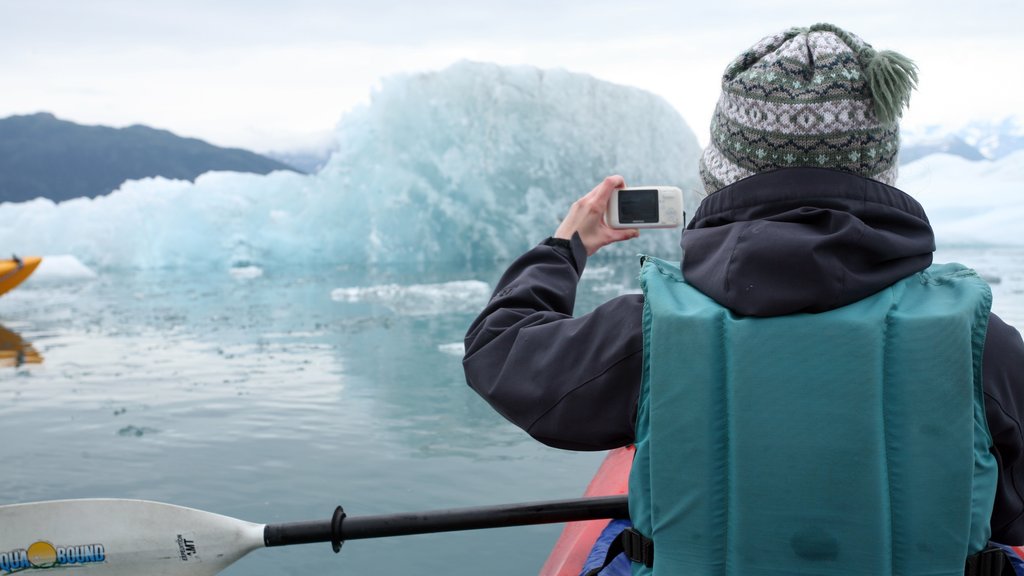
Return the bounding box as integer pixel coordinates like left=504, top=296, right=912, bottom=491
left=699, top=23, right=919, bottom=195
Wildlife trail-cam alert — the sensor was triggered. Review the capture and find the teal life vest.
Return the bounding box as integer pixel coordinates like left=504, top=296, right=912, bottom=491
left=628, top=256, right=997, bottom=576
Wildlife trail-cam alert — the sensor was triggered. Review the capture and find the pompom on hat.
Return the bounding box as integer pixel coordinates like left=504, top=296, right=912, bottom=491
left=699, top=23, right=919, bottom=195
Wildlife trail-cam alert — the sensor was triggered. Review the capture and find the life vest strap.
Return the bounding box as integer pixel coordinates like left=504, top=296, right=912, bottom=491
left=620, top=527, right=653, bottom=568
left=611, top=531, right=1013, bottom=575
left=965, top=546, right=1014, bottom=576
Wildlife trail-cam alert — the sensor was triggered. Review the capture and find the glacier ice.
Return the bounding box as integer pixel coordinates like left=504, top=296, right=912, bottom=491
left=2, top=61, right=1020, bottom=272
left=0, top=62, right=701, bottom=270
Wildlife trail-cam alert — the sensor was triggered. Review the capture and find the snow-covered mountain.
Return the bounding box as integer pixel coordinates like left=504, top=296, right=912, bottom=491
left=898, top=149, right=1024, bottom=246
left=902, top=117, right=1024, bottom=164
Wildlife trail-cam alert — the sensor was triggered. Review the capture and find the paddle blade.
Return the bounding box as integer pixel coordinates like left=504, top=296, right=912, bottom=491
left=0, top=499, right=265, bottom=576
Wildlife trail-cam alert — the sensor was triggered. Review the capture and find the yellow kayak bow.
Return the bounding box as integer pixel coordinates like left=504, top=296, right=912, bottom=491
left=0, top=256, right=41, bottom=297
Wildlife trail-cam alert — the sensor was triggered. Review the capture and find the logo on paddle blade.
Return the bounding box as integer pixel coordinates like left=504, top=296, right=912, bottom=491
left=176, top=533, right=200, bottom=562
left=0, top=541, right=106, bottom=573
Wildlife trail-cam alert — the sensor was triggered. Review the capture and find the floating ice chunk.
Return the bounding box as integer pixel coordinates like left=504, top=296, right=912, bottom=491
left=229, top=265, right=264, bottom=280
left=581, top=266, right=616, bottom=280
left=30, top=254, right=97, bottom=281
left=331, top=280, right=491, bottom=316
left=437, top=342, right=466, bottom=356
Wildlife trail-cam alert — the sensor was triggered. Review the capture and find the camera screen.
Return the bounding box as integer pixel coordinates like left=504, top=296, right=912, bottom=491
left=618, top=189, right=659, bottom=223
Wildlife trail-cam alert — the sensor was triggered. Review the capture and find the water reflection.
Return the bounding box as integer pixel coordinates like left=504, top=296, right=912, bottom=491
left=0, top=323, right=42, bottom=368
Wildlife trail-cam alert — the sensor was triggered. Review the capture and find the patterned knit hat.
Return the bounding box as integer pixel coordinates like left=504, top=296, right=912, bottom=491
left=699, top=23, right=919, bottom=194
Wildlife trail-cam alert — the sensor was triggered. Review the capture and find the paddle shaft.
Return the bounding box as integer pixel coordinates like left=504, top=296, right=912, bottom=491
left=263, top=495, right=629, bottom=548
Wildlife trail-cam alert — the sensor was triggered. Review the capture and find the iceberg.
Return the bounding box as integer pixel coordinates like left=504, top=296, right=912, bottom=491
left=0, top=62, right=701, bottom=269
left=6, top=60, right=1014, bottom=266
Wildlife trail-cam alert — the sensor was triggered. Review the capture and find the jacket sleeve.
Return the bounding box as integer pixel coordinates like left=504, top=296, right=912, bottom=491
left=463, top=234, right=643, bottom=451
left=983, top=312, right=1024, bottom=544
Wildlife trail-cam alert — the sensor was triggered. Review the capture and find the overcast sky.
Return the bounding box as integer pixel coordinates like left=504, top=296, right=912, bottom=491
left=2, top=0, right=1021, bottom=153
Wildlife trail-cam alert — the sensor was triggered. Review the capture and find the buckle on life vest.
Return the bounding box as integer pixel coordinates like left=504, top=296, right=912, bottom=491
left=620, top=527, right=654, bottom=568
left=965, top=546, right=1013, bottom=576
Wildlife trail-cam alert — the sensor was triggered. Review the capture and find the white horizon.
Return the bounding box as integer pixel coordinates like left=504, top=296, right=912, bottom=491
left=2, top=1, right=1021, bottom=153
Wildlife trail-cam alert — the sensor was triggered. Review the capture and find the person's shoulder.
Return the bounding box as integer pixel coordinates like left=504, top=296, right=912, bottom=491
left=988, top=313, right=1023, bottom=348
left=983, top=313, right=1024, bottom=386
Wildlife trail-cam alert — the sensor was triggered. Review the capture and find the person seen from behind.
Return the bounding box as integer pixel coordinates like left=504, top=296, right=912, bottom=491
left=463, top=23, right=1024, bottom=576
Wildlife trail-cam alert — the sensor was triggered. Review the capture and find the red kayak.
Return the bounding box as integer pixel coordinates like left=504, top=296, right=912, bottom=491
left=539, top=446, right=634, bottom=576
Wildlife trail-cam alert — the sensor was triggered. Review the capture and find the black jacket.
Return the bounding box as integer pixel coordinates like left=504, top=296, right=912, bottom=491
left=463, top=168, right=1024, bottom=543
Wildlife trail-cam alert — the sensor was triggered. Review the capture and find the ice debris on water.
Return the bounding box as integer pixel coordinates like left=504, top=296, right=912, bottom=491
left=331, top=280, right=491, bottom=316
left=437, top=342, right=466, bottom=356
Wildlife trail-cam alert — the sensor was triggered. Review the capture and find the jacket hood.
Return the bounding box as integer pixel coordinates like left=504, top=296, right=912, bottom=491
left=681, top=168, right=935, bottom=317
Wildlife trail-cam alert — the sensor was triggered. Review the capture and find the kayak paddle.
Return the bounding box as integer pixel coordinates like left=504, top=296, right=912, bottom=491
left=0, top=495, right=628, bottom=575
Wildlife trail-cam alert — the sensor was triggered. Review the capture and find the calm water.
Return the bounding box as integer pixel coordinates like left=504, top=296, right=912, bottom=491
left=1, top=247, right=1022, bottom=575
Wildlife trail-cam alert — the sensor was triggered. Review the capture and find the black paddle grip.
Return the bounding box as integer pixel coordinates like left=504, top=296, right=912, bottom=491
left=263, top=495, right=629, bottom=550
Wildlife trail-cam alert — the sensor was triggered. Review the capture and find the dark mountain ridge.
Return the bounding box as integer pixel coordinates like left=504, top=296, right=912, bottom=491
left=0, top=112, right=301, bottom=203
